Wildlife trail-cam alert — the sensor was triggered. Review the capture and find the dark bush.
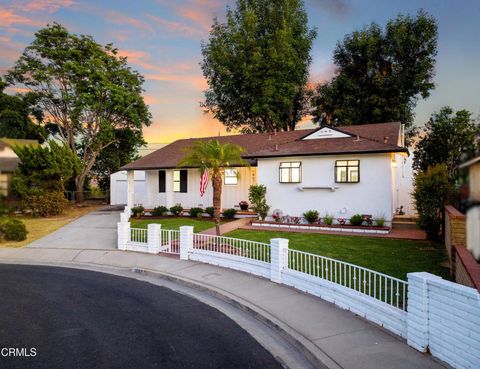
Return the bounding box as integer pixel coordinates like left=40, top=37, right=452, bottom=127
left=349, top=214, right=364, bottom=226
left=303, top=210, right=319, bottom=224
left=131, top=205, right=145, bottom=218
left=169, top=205, right=183, bottom=217
left=189, top=207, right=204, bottom=218
left=0, top=217, right=28, bottom=241
left=152, top=206, right=168, bottom=216
left=222, top=208, right=237, bottom=219
left=413, top=164, right=451, bottom=241
left=205, top=207, right=214, bottom=217
left=24, top=191, right=68, bottom=217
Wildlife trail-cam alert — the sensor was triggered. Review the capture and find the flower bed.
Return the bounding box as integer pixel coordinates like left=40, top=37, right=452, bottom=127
left=250, top=220, right=391, bottom=234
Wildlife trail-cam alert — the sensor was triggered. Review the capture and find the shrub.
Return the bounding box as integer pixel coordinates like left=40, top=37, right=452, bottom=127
left=131, top=205, right=144, bottom=218
left=323, top=214, right=334, bottom=225
left=375, top=215, right=386, bottom=227
left=24, top=191, right=69, bottom=217
left=303, top=210, right=319, bottom=224
left=0, top=217, right=28, bottom=241
left=169, top=205, right=183, bottom=217
left=413, top=164, right=451, bottom=241
left=248, top=185, right=271, bottom=220
left=205, top=207, right=215, bottom=217
left=349, top=214, right=364, bottom=226
left=152, top=206, right=168, bottom=216
left=189, top=207, right=204, bottom=218
left=222, top=208, right=237, bottom=219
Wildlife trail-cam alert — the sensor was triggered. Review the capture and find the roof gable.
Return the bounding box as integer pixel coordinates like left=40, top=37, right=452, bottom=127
left=301, top=126, right=352, bottom=140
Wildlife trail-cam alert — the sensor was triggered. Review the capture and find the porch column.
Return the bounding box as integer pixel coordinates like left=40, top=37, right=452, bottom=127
left=127, top=170, right=135, bottom=208
left=165, top=170, right=174, bottom=208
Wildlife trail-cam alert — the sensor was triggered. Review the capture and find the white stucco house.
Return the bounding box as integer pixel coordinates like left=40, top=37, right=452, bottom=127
left=110, top=143, right=166, bottom=205
left=118, top=122, right=414, bottom=223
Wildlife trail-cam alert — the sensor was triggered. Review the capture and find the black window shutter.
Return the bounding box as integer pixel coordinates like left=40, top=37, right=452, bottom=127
left=158, top=170, right=166, bottom=193
left=180, top=170, right=188, bottom=193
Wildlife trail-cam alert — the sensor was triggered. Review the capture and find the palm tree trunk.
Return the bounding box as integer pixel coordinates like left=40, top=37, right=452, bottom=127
left=212, top=170, right=223, bottom=236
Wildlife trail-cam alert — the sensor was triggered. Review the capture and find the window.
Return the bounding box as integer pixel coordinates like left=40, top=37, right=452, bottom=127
left=158, top=170, right=166, bottom=193
left=173, top=170, right=188, bottom=192
left=224, top=169, right=238, bottom=185
left=335, top=160, right=359, bottom=183
left=279, top=162, right=301, bottom=183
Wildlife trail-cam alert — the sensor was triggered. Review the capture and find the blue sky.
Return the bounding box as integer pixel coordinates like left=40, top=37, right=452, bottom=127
left=1, top=0, right=479, bottom=142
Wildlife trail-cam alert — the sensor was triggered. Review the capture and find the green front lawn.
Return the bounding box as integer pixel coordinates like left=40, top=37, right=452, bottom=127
left=225, top=229, right=449, bottom=281
left=130, top=217, right=221, bottom=233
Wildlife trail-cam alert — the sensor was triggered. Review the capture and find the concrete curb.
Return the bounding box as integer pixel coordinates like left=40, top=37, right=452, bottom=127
left=0, top=258, right=340, bottom=369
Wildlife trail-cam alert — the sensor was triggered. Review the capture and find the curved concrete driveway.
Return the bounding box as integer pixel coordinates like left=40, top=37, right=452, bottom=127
left=28, top=207, right=119, bottom=250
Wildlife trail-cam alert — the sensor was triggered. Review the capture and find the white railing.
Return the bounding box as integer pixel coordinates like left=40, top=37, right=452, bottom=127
left=130, top=228, right=147, bottom=244
left=286, top=249, right=408, bottom=311
left=193, top=233, right=270, bottom=263
left=160, top=229, right=180, bottom=254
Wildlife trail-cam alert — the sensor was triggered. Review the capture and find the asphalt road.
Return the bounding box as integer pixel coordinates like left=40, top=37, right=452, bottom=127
left=0, top=264, right=282, bottom=369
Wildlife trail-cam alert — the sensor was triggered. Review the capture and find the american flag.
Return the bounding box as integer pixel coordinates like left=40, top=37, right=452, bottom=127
left=200, top=169, right=209, bottom=197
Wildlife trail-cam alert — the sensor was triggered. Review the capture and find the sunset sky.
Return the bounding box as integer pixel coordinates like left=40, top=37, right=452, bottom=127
left=1, top=0, right=479, bottom=143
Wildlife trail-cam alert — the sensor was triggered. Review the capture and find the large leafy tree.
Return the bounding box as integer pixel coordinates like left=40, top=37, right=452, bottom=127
left=201, top=0, right=316, bottom=133
left=90, top=128, right=145, bottom=192
left=0, top=79, right=46, bottom=142
left=6, top=23, right=151, bottom=202
left=312, top=10, right=437, bottom=132
left=413, top=106, right=479, bottom=181
left=179, top=140, right=248, bottom=235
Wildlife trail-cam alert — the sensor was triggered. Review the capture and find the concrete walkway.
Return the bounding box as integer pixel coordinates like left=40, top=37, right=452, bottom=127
left=200, top=217, right=252, bottom=235
left=27, top=208, right=119, bottom=250
left=0, top=247, right=447, bottom=369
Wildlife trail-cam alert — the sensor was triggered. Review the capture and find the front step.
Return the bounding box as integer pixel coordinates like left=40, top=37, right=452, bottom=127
left=392, top=215, right=419, bottom=230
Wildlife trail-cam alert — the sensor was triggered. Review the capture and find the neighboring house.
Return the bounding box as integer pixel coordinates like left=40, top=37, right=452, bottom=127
left=119, top=122, right=414, bottom=223
left=0, top=138, right=38, bottom=198
left=110, top=143, right=167, bottom=205
left=460, top=156, right=480, bottom=260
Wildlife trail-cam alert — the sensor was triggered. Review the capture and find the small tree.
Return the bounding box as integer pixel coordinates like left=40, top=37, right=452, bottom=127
left=248, top=184, right=270, bottom=220
left=413, top=164, right=452, bottom=241
left=179, top=140, right=248, bottom=235
left=413, top=107, right=479, bottom=181
left=12, top=140, right=81, bottom=216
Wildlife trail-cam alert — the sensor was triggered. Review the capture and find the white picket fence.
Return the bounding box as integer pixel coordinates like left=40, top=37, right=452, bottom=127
left=117, top=213, right=480, bottom=369
left=286, top=249, right=408, bottom=310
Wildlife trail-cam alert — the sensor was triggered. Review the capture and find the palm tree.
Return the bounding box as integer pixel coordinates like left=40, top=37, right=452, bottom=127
left=179, top=139, right=249, bottom=235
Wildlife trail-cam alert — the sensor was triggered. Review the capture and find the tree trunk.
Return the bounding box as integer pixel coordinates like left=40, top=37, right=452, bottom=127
left=75, top=174, right=87, bottom=203
left=74, top=153, right=98, bottom=203
left=212, top=170, right=223, bottom=236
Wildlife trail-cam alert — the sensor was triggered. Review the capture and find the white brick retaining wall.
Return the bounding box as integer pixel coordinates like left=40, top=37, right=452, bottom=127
left=117, top=213, right=480, bottom=369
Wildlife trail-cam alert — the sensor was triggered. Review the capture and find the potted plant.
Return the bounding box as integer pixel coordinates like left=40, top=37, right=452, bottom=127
left=239, top=200, right=249, bottom=211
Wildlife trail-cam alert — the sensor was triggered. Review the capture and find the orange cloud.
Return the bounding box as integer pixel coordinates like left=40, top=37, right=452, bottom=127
left=147, top=14, right=203, bottom=38
left=156, top=0, right=223, bottom=35
left=0, top=5, right=44, bottom=29
left=146, top=73, right=207, bottom=91
left=105, top=10, right=154, bottom=33
left=117, top=48, right=204, bottom=90
left=0, top=36, right=25, bottom=63
left=10, top=0, right=76, bottom=14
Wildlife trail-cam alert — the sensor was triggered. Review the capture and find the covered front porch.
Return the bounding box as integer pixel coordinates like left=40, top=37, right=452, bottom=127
left=125, top=166, right=257, bottom=211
